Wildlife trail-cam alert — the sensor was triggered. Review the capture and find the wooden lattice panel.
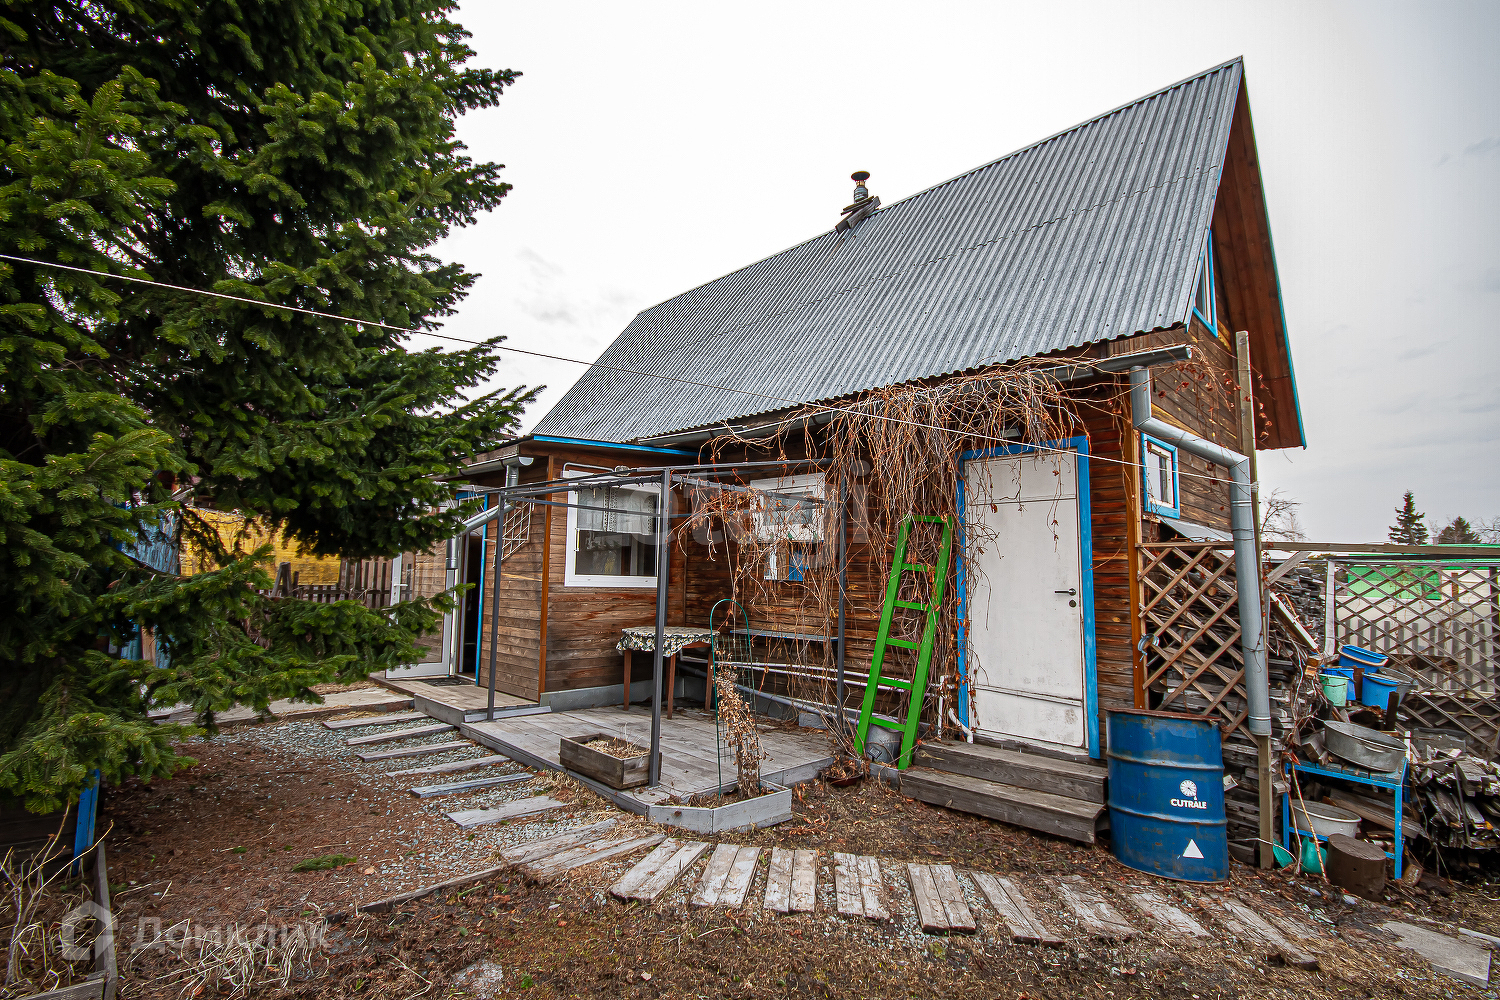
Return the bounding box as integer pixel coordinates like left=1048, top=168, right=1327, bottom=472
left=1137, top=542, right=1249, bottom=737
left=1333, top=560, right=1500, bottom=753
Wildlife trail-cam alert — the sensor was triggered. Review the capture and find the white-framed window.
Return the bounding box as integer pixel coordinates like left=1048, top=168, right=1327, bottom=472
left=750, top=473, right=825, bottom=581
left=1192, top=232, right=1216, bottom=329
left=563, top=472, right=660, bottom=588
left=1141, top=435, right=1180, bottom=517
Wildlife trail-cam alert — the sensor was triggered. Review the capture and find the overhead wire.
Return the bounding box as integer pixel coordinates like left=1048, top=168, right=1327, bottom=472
left=0, top=253, right=1254, bottom=489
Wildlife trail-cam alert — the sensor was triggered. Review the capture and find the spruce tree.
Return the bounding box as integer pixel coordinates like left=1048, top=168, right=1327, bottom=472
left=1388, top=492, right=1429, bottom=545
left=1436, top=516, right=1482, bottom=545
left=0, top=2, right=533, bottom=811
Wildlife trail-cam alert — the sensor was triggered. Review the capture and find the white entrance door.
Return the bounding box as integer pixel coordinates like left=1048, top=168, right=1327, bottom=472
left=963, top=451, right=1087, bottom=751
left=386, top=548, right=455, bottom=679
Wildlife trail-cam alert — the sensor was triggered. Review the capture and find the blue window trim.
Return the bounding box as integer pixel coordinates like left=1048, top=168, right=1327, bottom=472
left=1191, top=231, right=1215, bottom=331
left=1140, top=433, right=1181, bottom=518
left=532, top=435, right=695, bottom=456
left=954, top=436, right=1100, bottom=758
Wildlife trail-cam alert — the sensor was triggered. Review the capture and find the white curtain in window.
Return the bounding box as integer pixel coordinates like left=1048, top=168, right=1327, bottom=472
left=577, top=486, right=656, bottom=537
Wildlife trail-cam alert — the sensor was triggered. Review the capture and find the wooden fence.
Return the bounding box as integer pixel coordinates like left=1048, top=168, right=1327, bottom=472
left=1328, top=558, right=1500, bottom=753
left=1136, top=540, right=1319, bottom=742
left=1137, top=541, right=1251, bottom=736
left=254, top=559, right=392, bottom=609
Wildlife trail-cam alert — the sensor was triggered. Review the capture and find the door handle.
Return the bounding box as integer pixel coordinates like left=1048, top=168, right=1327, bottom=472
left=1054, top=588, right=1077, bottom=596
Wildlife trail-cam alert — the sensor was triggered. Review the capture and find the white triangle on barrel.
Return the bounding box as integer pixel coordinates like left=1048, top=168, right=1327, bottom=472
left=1182, top=839, right=1205, bottom=859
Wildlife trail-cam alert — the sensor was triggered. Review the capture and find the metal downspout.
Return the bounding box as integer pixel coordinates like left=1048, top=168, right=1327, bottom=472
left=1128, top=367, right=1271, bottom=738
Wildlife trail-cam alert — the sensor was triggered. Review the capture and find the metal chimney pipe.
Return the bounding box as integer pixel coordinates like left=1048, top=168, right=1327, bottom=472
left=1129, top=366, right=1270, bottom=737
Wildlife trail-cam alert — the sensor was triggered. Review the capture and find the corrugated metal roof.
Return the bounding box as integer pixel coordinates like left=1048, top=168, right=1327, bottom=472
left=536, top=59, right=1243, bottom=443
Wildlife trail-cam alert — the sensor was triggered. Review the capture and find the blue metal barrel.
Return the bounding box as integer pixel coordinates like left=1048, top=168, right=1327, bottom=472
left=1106, top=710, right=1229, bottom=882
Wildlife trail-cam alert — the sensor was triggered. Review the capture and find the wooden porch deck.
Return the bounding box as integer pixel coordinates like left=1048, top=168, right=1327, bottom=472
left=462, top=706, right=835, bottom=809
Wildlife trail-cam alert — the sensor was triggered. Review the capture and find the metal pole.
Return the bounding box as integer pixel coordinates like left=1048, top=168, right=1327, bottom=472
left=1235, top=331, right=1275, bottom=872
left=836, top=477, right=848, bottom=717
left=649, top=470, right=671, bottom=786
left=1324, top=558, right=1338, bottom=656
left=486, top=510, right=503, bottom=721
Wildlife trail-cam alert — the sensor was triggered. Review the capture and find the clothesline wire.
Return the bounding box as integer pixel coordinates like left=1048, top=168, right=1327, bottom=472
left=1, top=253, right=1255, bottom=490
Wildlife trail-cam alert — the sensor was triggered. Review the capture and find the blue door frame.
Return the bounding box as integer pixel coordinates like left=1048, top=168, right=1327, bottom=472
left=458, top=490, right=488, bottom=675
left=955, top=436, right=1101, bottom=758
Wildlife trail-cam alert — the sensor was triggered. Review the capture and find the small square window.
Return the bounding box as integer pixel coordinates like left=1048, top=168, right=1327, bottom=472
left=750, top=473, right=826, bottom=581
left=1142, top=436, right=1179, bottom=517
left=563, top=475, right=660, bottom=588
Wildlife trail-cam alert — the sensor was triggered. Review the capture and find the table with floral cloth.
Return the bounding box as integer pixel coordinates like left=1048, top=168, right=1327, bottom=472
left=617, top=626, right=715, bottom=718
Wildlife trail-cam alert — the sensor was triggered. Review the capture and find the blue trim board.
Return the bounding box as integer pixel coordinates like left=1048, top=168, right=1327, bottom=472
left=532, top=435, right=695, bottom=456
left=71, top=770, right=100, bottom=872
left=955, top=437, right=1101, bottom=758
left=465, top=492, right=489, bottom=675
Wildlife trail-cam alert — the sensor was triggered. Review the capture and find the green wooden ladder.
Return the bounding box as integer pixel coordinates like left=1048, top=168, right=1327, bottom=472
left=855, top=514, right=953, bottom=770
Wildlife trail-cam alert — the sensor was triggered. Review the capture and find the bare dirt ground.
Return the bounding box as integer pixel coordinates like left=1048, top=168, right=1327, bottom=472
left=81, top=716, right=1500, bottom=998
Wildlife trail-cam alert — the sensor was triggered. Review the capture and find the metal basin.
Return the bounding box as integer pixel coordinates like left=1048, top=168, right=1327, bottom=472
left=1323, top=719, right=1406, bottom=772
left=1290, top=799, right=1361, bottom=838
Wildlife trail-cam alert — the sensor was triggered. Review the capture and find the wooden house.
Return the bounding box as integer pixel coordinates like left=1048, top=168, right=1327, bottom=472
left=440, top=59, right=1304, bottom=840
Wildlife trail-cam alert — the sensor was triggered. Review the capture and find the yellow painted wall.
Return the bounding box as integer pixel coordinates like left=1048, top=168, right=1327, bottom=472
left=182, top=508, right=341, bottom=585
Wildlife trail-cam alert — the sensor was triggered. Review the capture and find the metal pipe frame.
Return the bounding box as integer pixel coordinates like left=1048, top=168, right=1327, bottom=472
left=649, top=468, right=670, bottom=786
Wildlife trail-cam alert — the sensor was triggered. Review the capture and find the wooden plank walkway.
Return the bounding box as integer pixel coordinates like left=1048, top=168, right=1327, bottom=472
left=474, top=830, right=1339, bottom=974
left=409, top=773, right=530, bottom=798
left=446, top=796, right=567, bottom=830
left=1218, top=898, right=1320, bottom=970
left=692, top=845, right=761, bottom=908
left=356, top=739, right=470, bottom=762
left=1052, top=876, right=1135, bottom=941
left=346, top=722, right=453, bottom=747
left=971, top=872, right=1063, bottom=946
left=833, top=853, right=889, bottom=920
left=907, top=864, right=975, bottom=933
left=325, top=710, right=426, bottom=730
left=499, top=821, right=620, bottom=867
left=1128, top=891, right=1209, bottom=939
left=387, top=755, right=510, bottom=778
left=524, top=834, right=666, bottom=881
left=764, top=848, right=817, bottom=914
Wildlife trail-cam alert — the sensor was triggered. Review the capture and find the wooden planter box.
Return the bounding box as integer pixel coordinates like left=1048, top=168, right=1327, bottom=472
left=647, top=782, right=793, bottom=833
left=559, top=733, right=655, bottom=790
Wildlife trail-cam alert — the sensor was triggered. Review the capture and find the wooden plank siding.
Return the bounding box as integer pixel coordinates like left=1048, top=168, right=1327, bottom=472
left=1112, top=322, right=1242, bottom=539
left=476, top=443, right=700, bottom=700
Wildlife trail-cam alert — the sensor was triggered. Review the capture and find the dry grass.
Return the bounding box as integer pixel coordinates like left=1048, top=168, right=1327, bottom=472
left=0, top=819, right=98, bottom=998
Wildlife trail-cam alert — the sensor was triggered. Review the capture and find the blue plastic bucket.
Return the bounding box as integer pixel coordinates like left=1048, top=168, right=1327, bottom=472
left=1361, top=668, right=1412, bottom=709
left=1106, top=710, right=1229, bottom=882
left=1340, top=645, right=1388, bottom=671
left=1322, top=665, right=1355, bottom=682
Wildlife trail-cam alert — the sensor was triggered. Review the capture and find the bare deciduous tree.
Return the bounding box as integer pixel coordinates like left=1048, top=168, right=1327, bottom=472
left=1260, top=488, right=1307, bottom=542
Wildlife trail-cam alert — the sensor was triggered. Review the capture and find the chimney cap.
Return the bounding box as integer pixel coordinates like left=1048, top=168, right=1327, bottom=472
left=851, top=170, right=870, bottom=183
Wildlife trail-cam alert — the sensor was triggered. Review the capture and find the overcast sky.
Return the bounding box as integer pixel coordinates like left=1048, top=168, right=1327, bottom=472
left=430, top=1, right=1499, bottom=543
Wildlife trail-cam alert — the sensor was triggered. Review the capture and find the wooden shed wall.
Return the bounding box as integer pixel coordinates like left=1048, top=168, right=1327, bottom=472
left=474, top=456, right=549, bottom=702
left=475, top=444, right=700, bottom=700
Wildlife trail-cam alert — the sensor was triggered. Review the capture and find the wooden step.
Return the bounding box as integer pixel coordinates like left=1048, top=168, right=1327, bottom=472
left=913, top=742, right=1106, bottom=804
left=900, top=767, right=1106, bottom=844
